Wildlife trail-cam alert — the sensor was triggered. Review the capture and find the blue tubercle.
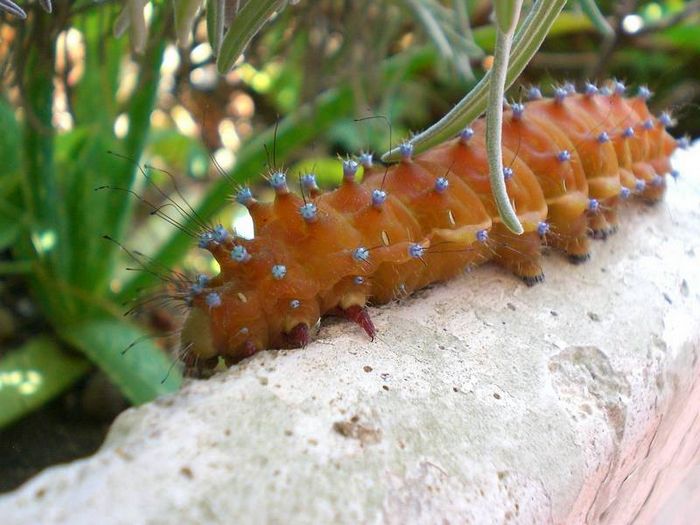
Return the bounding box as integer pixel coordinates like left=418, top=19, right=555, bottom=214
left=537, top=221, right=550, bottom=237
left=584, top=82, right=598, bottom=97
left=205, top=292, right=222, bottom=309
left=643, top=119, right=654, bottom=130
left=635, top=180, right=646, bottom=192
left=511, top=103, right=524, bottom=119
left=198, top=231, right=214, bottom=249
left=553, top=87, right=568, bottom=102
left=372, top=189, right=387, bottom=208
left=651, top=175, right=664, bottom=187
left=564, top=82, right=577, bottom=95
left=476, top=229, right=488, bottom=243
left=408, top=243, right=424, bottom=259
left=343, top=159, right=359, bottom=180
left=399, top=142, right=413, bottom=160
left=299, top=202, right=318, bottom=221
left=503, top=167, right=514, bottom=180
left=620, top=187, right=631, bottom=199
left=230, top=244, right=251, bottom=263
left=236, top=187, right=253, bottom=205
left=434, top=177, right=449, bottom=193
left=271, top=264, right=287, bottom=280
left=587, top=198, right=599, bottom=212
left=623, top=127, right=635, bottom=138
left=354, top=276, right=365, bottom=285
left=353, top=247, right=370, bottom=263
left=213, top=225, right=229, bottom=244
left=614, top=80, right=626, bottom=95
left=359, top=152, right=373, bottom=169
left=269, top=171, right=287, bottom=190
left=671, top=170, right=680, bottom=180
left=557, top=150, right=571, bottom=162
left=638, top=86, right=652, bottom=100
left=191, top=274, right=209, bottom=295
left=659, top=112, right=672, bottom=128
left=459, top=127, right=474, bottom=142
left=597, top=132, right=610, bottom=144
left=599, top=85, right=612, bottom=96
left=527, top=86, right=542, bottom=100
left=300, top=173, right=318, bottom=190
left=289, top=299, right=300, bottom=309
left=677, top=136, right=690, bottom=150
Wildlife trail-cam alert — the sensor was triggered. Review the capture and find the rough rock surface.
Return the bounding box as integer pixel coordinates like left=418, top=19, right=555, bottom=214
left=1, top=146, right=699, bottom=524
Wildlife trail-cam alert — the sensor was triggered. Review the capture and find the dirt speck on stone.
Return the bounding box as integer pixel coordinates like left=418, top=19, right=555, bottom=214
left=333, top=418, right=382, bottom=446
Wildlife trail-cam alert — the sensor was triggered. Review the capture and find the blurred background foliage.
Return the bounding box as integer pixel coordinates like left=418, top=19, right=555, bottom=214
left=0, top=0, right=698, bottom=490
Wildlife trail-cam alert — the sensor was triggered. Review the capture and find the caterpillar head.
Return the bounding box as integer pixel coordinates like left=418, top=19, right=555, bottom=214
left=181, top=235, right=322, bottom=368
left=181, top=287, right=269, bottom=365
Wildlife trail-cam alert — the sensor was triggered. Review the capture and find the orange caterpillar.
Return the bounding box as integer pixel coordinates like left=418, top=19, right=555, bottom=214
left=180, top=82, right=683, bottom=373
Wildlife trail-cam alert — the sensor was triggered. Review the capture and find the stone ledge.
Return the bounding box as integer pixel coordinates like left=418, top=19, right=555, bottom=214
left=1, top=146, right=699, bottom=524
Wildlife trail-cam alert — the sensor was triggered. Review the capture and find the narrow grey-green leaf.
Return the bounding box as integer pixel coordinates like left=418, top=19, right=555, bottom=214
left=174, top=0, right=204, bottom=47
left=206, top=0, right=225, bottom=54
left=486, top=0, right=524, bottom=235
left=382, top=0, right=567, bottom=162
left=217, top=0, right=285, bottom=73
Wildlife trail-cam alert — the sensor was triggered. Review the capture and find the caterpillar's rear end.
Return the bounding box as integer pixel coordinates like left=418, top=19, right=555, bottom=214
left=180, top=82, right=684, bottom=375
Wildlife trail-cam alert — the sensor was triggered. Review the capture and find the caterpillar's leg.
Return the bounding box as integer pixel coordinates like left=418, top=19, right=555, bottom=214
left=491, top=226, right=544, bottom=286
left=340, top=304, right=376, bottom=340
left=633, top=162, right=666, bottom=203
left=646, top=154, right=672, bottom=202
left=286, top=323, right=311, bottom=348
left=545, top=200, right=591, bottom=263
left=182, top=354, right=219, bottom=378
left=222, top=341, right=259, bottom=367
left=644, top=170, right=667, bottom=203
left=590, top=196, right=619, bottom=240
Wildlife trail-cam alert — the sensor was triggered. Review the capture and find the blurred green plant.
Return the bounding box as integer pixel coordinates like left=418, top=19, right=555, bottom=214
left=0, top=3, right=182, bottom=428
left=0, top=0, right=698, bottom=431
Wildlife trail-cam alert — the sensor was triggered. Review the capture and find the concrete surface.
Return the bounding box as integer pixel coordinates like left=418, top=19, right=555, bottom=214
left=1, top=144, right=699, bottom=524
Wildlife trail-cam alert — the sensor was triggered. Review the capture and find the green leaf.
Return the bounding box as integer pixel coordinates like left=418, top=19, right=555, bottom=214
left=0, top=96, right=20, bottom=176
left=288, top=157, right=346, bottom=187
left=60, top=317, right=182, bottom=405
left=217, top=0, right=286, bottom=73
left=72, top=8, right=127, bottom=131
left=0, top=214, right=20, bottom=251
left=206, top=0, right=225, bottom=54
left=494, top=0, right=520, bottom=33
left=660, top=25, right=700, bottom=52
left=174, top=0, right=203, bottom=46
left=0, top=337, right=90, bottom=429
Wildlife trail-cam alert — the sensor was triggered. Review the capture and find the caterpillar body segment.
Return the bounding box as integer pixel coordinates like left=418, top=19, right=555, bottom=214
left=180, top=85, right=679, bottom=372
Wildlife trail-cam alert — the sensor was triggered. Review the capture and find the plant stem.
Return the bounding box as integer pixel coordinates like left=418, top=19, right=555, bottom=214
left=577, top=0, right=614, bottom=40
left=486, top=0, right=523, bottom=235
